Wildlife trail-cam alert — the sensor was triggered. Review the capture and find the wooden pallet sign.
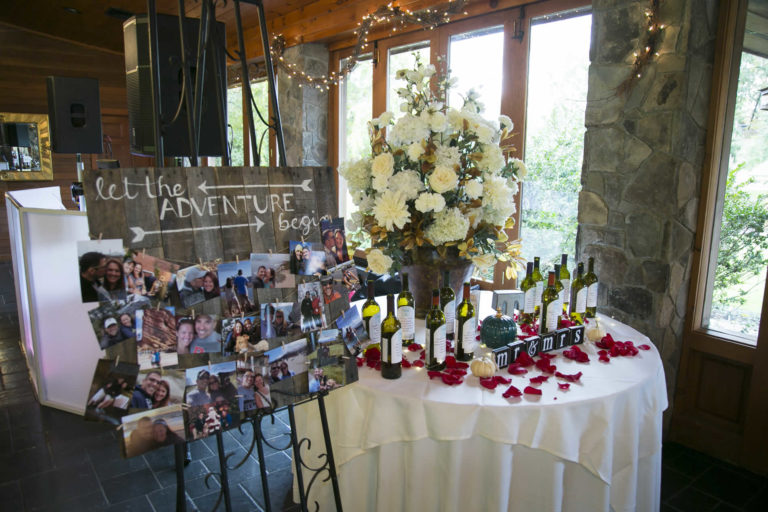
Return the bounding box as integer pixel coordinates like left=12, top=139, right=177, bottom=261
left=83, top=166, right=337, bottom=261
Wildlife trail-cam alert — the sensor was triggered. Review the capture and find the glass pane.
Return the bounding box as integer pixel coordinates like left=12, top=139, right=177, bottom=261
left=227, top=84, right=244, bottom=166
left=448, top=26, right=504, bottom=117
left=250, top=80, right=271, bottom=165
left=387, top=42, right=430, bottom=118
left=521, top=12, right=591, bottom=275
left=338, top=56, right=373, bottom=219
left=704, top=18, right=768, bottom=343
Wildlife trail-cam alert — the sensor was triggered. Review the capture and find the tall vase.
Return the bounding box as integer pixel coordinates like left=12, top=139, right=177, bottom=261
left=401, top=247, right=475, bottom=319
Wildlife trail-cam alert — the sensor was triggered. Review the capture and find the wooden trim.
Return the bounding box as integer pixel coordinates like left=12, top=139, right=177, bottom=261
left=0, top=21, right=124, bottom=56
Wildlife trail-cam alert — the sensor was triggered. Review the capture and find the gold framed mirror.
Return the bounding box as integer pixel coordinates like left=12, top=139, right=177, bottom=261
left=0, top=112, right=53, bottom=181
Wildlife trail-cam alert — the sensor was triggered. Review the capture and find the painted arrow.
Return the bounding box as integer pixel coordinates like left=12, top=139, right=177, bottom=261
left=130, top=215, right=265, bottom=243
left=197, top=179, right=313, bottom=195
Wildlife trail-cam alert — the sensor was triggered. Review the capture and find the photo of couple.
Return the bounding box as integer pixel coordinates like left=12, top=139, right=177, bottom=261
left=121, top=406, right=186, bottom=458
left=184, top=361, right=240, bottom=439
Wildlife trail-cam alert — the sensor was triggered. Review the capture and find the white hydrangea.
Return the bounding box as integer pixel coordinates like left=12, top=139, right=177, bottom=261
left=338, top=158, right=370, bottom=195
left=428, top=111, right=447, bottom=132
left=446, top=109, right=466, bottom=133
left=388, top=170, right=425, bottom=201
left=424, top=207, right=470, bottom=245
left=464, top=179, right=484, bottom=200
left=371, top=152, right=395, bottom=191
left=407, top=142, right=425, bottom=161
left=429, top=165, right=458, bottom=194
left=479, top=144, right=504, bottom=174
left=388, top=115, right=431, bottom=146
left=414, top=192, right=446, bottom=213
left=373, top=190, right=410, bottom=231
left=367, top=248, right=393, bottom=275
left=482, top=175, right=516, bottom=226
left=434, top=144, right=461, bottom=169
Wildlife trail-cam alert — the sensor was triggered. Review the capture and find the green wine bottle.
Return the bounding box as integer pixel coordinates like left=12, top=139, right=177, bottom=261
left=397, top=273, right=415, bottom=345
left=519, top=261, right=536, bottom=326
left=570, top=262, right=586, bottom=325
left=381, top=294, right=402, bottom=379
left=425, top=289, right=446, bottom=371
left=584, top=257, right=598, bottom=318
left=532, top=256, right=544, bottom=320
left=559, top=254, right=571, bottom=316
left=539, top=271, right=559, bottom=335
left=440, top=270, right=456, bottom=342
left=362, top=278, right=381, bottom=347
left=455, top=282, right=475, bottom=362
left=553, top=264, right=565, bottom=328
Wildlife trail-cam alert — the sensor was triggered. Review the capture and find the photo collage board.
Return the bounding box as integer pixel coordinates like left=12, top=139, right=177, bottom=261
left=79, top=166, right=367, bottom=457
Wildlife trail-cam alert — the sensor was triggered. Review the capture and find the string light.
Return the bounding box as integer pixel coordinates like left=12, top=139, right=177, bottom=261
left=269, top=0, right=468, bottom=91
left=617, top=0, right=665, bottom=96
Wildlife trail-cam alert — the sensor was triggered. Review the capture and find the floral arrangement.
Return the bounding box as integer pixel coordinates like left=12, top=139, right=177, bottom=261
left=340, top=57, right=527, bottom=277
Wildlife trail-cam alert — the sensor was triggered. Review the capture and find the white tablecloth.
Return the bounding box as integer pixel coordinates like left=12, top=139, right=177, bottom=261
left=293, top=313, right=667, bottom=512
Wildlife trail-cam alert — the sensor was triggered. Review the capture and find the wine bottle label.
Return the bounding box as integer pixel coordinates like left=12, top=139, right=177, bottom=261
left=575, top=288, right=587, bottom=313
left=523, top=289, right=535, bottom=314
left=382, top=330, right=402, bottom=364
left=587, top=283, right=598, bottom=307
left=427, top=324, right=446, bottom=362
left=443, top=300, right=455, bottom=334
left=545, top=303, right=559, bottom=332
left=366, top=312, right=381, bottom=343
left=397, top=306, right=415, bottom=338
left=554, top=298, right=563, bottom=319
left=535, top=282, right=543, bottom=306
left=470, top=291, right=480, bottom=314
left=561, top=278, right=571, bottom=298
left=461, top=317, right=476, bottom=353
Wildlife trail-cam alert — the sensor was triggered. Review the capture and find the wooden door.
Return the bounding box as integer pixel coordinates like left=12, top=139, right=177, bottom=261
left=669, top=0, right=768, bottom=475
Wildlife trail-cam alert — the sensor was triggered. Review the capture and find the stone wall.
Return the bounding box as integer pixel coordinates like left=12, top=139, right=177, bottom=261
left=578, top=0, right=718, bottom=416
left=277, top=44, right=330, bottom=166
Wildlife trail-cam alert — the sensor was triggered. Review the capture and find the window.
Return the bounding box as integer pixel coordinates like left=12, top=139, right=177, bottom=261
left=227, top=84, right=244, bottom=166
left=700, top=0, right=768, bottom=344
left=249, top=79, right=271, bottom=166
left=331, top=0, right=591, bottom=287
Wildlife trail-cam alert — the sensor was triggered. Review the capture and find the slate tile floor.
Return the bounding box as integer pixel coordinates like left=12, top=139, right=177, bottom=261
left=2, top=312, right=767, bottom=511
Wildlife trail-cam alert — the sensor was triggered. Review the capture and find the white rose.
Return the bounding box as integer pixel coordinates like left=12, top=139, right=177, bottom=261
left=367, top=248, right=393, bottom=275
left=429, top=165, right=458, bottom=194
left=371, top=152, right=394, bottom=192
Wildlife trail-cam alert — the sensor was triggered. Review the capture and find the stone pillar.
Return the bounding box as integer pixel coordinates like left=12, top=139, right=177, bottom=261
left=277, top=43, right=329, bottom=166
left=578, top=0, right=718, bottom=414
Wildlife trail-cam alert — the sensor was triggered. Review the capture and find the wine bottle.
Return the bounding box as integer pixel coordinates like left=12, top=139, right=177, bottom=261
left=553, top=264, right=565, bottom=328
left=539, top=271, right=559, bottom=335
left=559, top=254, right=571, bottom=315
left=425, top=289, right=446, bottom=371
left=532, top=256, right=544, bottom=319
left=397, top=273, right=415, bottom=345
left=381, top=294, right=402, bottom=379
left=519, top=262, right=536, bottom=326
left=362, top=278, right=381, bottom=347
left=455, top=282, right=475, bottom=362
left=570, top=262, right=586, bottom=325
left=584, top=257, right=598, bottom=318
left=440, top=270, right=456, bottom=342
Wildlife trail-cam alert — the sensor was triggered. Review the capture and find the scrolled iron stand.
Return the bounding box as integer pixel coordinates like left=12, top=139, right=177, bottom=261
left=143, top=0, right=341, bottom=509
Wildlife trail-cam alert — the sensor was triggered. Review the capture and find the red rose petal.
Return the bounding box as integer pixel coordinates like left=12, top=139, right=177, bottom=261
left=523, top=386, right=542, bottom=395
left=558, top=383, right=570, bottom=390
left=563, top=345, right=590, bottom=363
left=441, top=373, right=462, bottom=386
left=493, top=375, right=512, bottom=385
left=534, top=358, right=557, bottom=374
left=412, top=360, right=424, bottom=368
left=479, top=377, right=498, bottom=390
left=427, top=371, right=443, bottom=379
left=419, top=352, right=425, bottom=360
left=639, top=344, right=651, bottom=350
left=408, top=343, right=423, bottom=352
left=508, top=364, right=528, bottom=376
left=530, top=375, right=549, bottom=384
left=539, top=353, right=557, bottom=360
left=515, top=352, right=536, bottom=367
left=446, top=368, right=467, bottom=377
left=502, top=384, right=523, bottom=398
left=356, top=357, right=364, bottom=367
left=401, top=359, right=412, bottom=368
left=555, top=371, right=582, bottom=382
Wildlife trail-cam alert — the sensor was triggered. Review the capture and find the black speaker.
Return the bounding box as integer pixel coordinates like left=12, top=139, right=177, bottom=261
left=123, top=14, right=227, bottom=157
left=46, top=76, right=103, bottom=154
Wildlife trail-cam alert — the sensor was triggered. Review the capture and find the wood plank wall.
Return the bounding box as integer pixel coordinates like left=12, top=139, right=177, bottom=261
left=0, top=22, right=151, bottom=262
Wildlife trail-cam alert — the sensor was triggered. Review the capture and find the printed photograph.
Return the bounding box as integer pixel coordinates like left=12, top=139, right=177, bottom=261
left=222, top=316, right=264, bottom=354
left=175, top=313, right=222, bottom=355
left=260, top=302, right=301, bottom=339
left=129, top=369, right=186, bottom=411
left=235, top=355, right=272, bottom=417
left=137, top=308, right=178, bottom=369
left=171, top=265, right=218, bottom=309
left=121, top=405, right=186, bottom=458
left=333, top=306, right=371, bottom=356
left=320, top=217, right=351, bottom=266
left=217, top=260, right=257, bottom=317
left=296, top=281, right=327, bottom=333
left=250, top=253, right=295, bottom=289
left=184, top=360, right=239, bottom=438
left=88, top=301, right=142, bottom=351
left=77, top=239, right=126, bottom=303
left=330, top=260, right=362, bottom=300
left=320, top=275, right=349, bottom=326
left=307, top=329, right=358, bottom=392
left=84, top=359, right=140, bottom=425
left=264, top=337, right=310, bottom=408
left=289, top=241, right=329, bottom=276
left=127, top=251, right=181, bottom=304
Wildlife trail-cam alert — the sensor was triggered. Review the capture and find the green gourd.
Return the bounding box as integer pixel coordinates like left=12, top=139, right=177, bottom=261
left=480, top=308, right=518, bottom=349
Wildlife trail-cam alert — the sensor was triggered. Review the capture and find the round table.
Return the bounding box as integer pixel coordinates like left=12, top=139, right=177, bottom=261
left=293, top=293, right=667, bottom=512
